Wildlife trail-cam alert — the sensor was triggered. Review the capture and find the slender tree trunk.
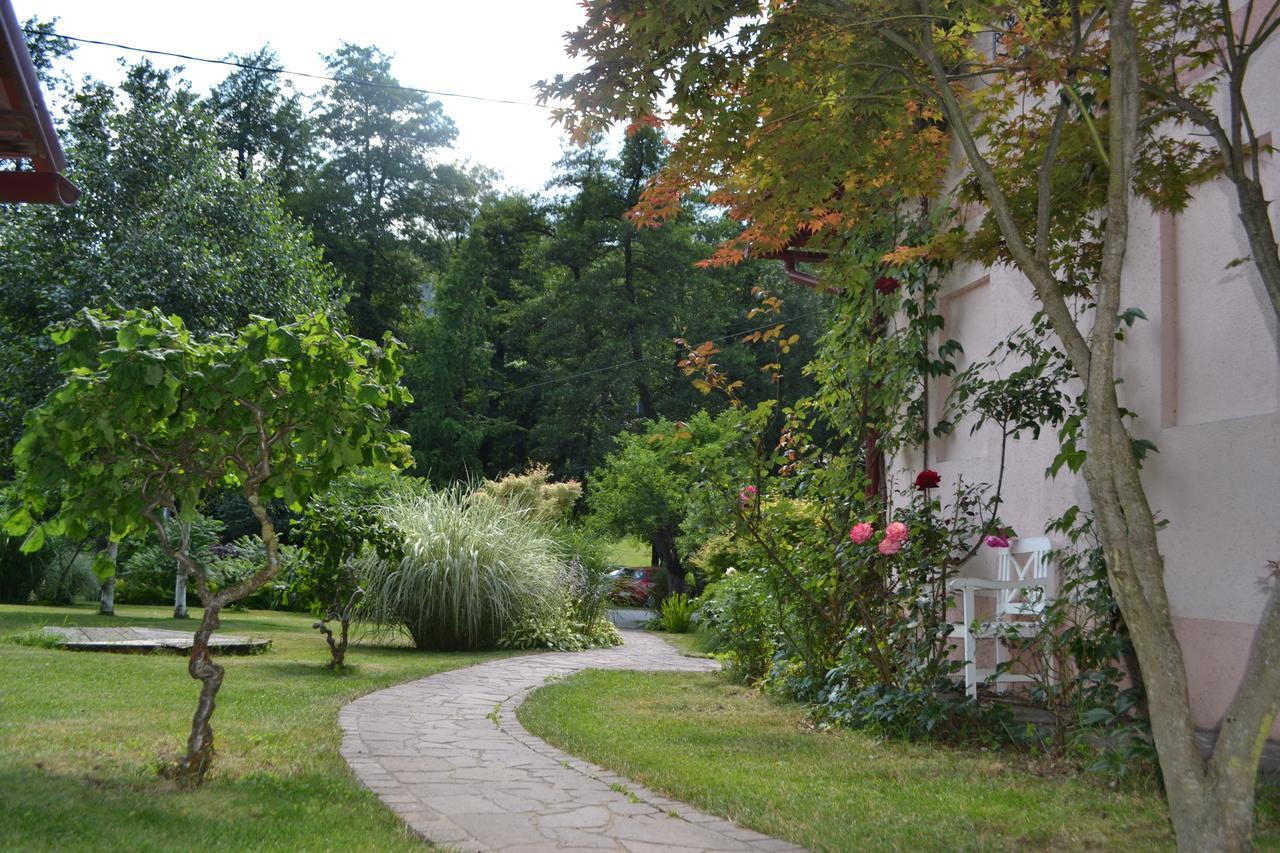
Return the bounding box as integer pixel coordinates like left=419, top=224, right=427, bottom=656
left=316, top=583, right=362, bottom=670
left=97, top=541, right=117, bottom=616
left=173, top=520, right=190, bottom=619
left=158, top=485, right=285, bottom=786
left=1234, top=179, right=1280, bottom=332
left=165, top=602, right=224, bottom=786
left=658, top=530, right=686, bottom=595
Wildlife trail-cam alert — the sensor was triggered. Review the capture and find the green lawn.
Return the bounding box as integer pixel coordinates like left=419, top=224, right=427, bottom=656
left=653, top=628, right=714, bottom=658
left=605, top=536, right=651, bottom=567
left=518, top=669, right=1280, bottom=852
left=0, top=603, right=519, bottom=851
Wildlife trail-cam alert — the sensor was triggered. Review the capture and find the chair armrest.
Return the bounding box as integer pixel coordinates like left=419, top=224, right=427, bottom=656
left=950, top=577, right=1047, bottom=591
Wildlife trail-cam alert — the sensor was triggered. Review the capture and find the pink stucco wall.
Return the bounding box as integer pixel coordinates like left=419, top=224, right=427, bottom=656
left=897, top=24, right=1280, bottom=732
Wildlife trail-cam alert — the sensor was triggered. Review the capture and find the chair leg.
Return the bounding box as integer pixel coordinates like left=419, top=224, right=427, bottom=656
left=963, top=587, right=977, bottom=700
left=995, top=637, right=1006, bottom=695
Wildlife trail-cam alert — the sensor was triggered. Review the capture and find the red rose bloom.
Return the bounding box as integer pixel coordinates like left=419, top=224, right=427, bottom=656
left=914, top=469, right=941, bottom=490
left=874, top=276, right=900, bottom=295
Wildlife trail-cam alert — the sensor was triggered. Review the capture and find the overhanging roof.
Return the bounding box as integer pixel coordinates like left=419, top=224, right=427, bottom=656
left=0, top=0, right=79, bottom=205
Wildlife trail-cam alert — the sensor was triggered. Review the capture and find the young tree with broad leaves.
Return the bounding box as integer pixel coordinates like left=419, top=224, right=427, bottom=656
left=542, top=1, right=1279, bottom=847
left=292, top=469, right=420, bottom=669
left=6, top=310, right=411, bottom=785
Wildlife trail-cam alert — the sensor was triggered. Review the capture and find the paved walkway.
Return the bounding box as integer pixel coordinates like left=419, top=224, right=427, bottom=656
left=339, top=628, right=803, bottom=852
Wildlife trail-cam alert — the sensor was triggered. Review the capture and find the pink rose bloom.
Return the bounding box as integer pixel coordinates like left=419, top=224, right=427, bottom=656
left=985, top=534, right=1010, bottom=549
left=878, top=537, right=902, bottom=556
left=849, top=522, right=873, bottom=544
left=739, top=485, right=757, bottom=505
left=885, top=521, right=909, bottom=543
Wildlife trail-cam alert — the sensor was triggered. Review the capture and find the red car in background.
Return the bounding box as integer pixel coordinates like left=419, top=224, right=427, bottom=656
left=609, top=566, right=658, bottom=607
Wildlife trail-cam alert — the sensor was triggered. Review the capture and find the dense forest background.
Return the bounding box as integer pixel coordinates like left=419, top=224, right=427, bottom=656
left=1, top=24, right=827, bottom=486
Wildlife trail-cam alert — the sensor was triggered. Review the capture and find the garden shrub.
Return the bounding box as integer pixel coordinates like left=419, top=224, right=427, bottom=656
left=0, top=487, right=99, bottom=604
left=991, top=507, right=1154, bottom=777
left=472, top=464, right=582, bottom=524
left=359, top=487, right=563, bottom=650
left=697, top=571, right=779, bottom=682
left=0, top=535, right=44, bottom=603
left=689, top=532, right=754, bottom=588
left=207, top=536, right=302, bottom=611
left=33, top=539, right=100, bottom=605
left=498, top=599, right=621, bottom=652
left=658, top=592, right=695, bottom=633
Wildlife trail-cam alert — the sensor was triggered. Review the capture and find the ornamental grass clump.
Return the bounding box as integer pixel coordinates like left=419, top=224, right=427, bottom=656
left=359, top=488, right=562, bottom=650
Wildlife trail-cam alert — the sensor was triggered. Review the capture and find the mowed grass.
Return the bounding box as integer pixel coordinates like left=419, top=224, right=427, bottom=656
left=518, top=670, right=1280, bottom=852
left=604, top=536, right=651, bottom=567
left=652, top=628, right=714, bottom=658
left=0, top=603, right=520, bottom=852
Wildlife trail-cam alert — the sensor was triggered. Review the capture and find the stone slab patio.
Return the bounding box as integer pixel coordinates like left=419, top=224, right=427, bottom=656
left=41, top=626, right=270, bottom=654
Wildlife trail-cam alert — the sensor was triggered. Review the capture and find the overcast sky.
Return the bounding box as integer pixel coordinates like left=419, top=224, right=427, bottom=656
left=23, top=0, right=595, bottom=192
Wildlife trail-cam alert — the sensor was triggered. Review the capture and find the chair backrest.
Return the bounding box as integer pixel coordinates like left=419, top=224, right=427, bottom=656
left=996, top=536, right=1054, bottom=616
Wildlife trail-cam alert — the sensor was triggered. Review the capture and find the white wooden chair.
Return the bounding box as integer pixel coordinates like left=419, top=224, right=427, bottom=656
left=950, top=536, right=1055, bottom=699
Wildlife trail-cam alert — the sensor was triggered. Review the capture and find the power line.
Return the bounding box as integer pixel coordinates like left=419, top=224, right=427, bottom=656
left=31, top=29, right=551, bottom=110
left=507, top=309, right=824, bottom=395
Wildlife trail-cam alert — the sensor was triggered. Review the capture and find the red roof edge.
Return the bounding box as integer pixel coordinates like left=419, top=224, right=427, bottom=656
left=0, top=0, right=79, bottom=205
left=0, top=170, right=80, bottom=204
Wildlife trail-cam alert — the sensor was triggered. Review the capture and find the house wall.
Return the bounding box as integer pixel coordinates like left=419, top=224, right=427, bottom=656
left=897, top=26, right=1280, bottom=732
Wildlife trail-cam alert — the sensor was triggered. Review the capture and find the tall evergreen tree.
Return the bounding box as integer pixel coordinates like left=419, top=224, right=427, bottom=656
left=301, top=44, right=459, bottom=339
left=207, top=46, right=314, bottom=194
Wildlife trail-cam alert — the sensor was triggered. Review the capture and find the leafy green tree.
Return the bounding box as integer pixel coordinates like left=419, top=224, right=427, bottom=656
left=301, top=44, right=462, bottom=339
left=6, top=309, right=411, bottom=785
left=207, top=46, right=315, bottom=193
left=588, top=413, right=742, bottom=594
left=509, top=133, right=821, bottom=481
left=0, top=62, right=344, bottom=471
left=19, top=17, right=74, bottom=87
left=293, top=469, right=422, bottom=668
left=401, top=193, right=551, bottom=480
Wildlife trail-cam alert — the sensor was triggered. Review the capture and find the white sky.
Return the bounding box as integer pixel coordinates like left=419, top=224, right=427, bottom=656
left=22, top=0, right=594, bottom=193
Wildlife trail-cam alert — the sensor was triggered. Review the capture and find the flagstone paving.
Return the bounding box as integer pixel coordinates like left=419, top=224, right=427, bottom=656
left=339, top=627, right=804, bottom=852
left=41, top=625, right=269, bottom=654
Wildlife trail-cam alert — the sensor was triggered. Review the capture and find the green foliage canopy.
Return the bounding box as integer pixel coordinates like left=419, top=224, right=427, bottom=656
left=6, top=309, right=412, bottom=595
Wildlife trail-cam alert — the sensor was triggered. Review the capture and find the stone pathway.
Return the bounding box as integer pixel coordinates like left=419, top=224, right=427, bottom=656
left=339, top=629, right=803, bottom=852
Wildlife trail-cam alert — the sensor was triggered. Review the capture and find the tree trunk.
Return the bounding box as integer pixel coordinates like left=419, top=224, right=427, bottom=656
left=97, top=542, right=117, bottom=616
left=164, top=602, right=225, bottom=786
left=157, top=486, right=286, bottom=787
left=1234, top=179, right=1280, bottom=336
left=173, top=520, right=191, bottom=619
left=658, top=530, right=686, bottom=595
left=316, top=583, right=362, bottom=670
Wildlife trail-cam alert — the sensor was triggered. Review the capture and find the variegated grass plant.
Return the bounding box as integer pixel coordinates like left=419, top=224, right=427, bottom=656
left=358, top=487, right=561, bottom=650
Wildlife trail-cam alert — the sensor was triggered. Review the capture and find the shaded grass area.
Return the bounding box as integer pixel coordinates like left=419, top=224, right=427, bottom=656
left=518, top=669, right=1280, bottom=852
left=653, top=628, right=714, bottom=658
left=604, top=536, right=650, bottom=567
left=0, top=603, right=519, bottom=851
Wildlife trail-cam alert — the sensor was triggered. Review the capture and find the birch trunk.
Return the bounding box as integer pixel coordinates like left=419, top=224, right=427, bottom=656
left=97, top=542, right=117, bottom=616
left=173, top=520, right=190, bottom=619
